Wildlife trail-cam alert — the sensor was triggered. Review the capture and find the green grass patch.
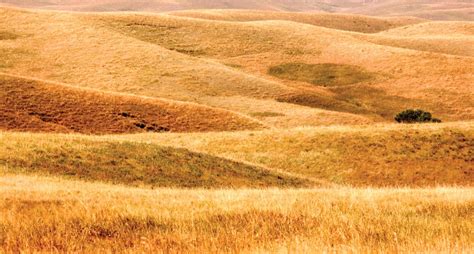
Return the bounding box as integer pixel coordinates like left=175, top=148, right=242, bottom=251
left=0, top=135, right=312, bottom=188
left=250, top=112, right=285, bottom=118
left=268, top=63, right=374, bottom=86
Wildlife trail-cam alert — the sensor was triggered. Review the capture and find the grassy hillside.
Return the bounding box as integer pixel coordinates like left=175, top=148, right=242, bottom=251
left=168, top=10, right=423, bottom=33
left=0, top=5, right=473, bottom=253
left=0, top=74, right=264, bottom=133
left=1, top=175, right=473, bottom=253
left=1, top=0, right=472, bottom=21
left=0, top=132, right=312, bottom=188
left=119, top=122, right=474, bottom=187
left=1, top=7, right=472, bottom=126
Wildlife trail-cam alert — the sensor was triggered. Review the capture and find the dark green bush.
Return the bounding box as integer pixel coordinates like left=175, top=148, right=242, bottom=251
left=395, top=109, right=441, bottom=123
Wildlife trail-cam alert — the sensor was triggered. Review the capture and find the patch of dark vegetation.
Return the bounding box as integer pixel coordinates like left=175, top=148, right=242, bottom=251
left=224, top=63, right=243, bottom=69
left=28, top=111, right=55, bottom=122
left=118, top=112, right=134, bottom=118
left=268, top=63, right=374, bottom=86
left=134, top=121, right=169, bottom=132
left=134, top=122, right=146, bottom=129
left=0, top=31, right=19, bottom=40
left=250, top=112, right=285, bottom=118
left=277, top=92, right=373, bottom=115
left=331, top=86, right=433, bottom=120
left=172, top=47, right=206, bottom=56
left=395, top=109, right=441, bottom=123
left=277, top=86, right=438, bottom=122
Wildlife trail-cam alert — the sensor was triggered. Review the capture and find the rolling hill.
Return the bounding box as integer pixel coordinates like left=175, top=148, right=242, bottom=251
left=1, top=4, right=473, bottom=253
left=8, top=121, right=469, bottom=187
left=0, top=0, right=472, bottom=21
left=0, top=132, right=312, bottom=188
left=0, top=74, right=264, bottom=133
left=1, top=7, right=472, bottom=129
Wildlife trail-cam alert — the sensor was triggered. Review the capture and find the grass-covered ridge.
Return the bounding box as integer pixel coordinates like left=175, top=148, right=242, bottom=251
left=130, top=122, right=474, bottom=187
left=0, top=74, right=264, bottom=133
left=268, top=63, right=374, bottom=87
left=0, top=133, right=312, bottom=188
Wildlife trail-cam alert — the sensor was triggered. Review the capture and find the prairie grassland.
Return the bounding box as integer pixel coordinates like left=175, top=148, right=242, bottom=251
left=0, top=132, right=312, bottom=188
left=167, top=9, right=423, bottom=33
left=2, top=0, right=472, bottom=21
left=2, top=122, right=472, bottom=187
left=0, top=74, right=265, bottom=133
left=106, top=121, right=474, bottom=187
left=0, top=5, right=473, bottom=253
left=0, top=174, right=473, bottom=253
left=1, top=7, right=472, bottom=125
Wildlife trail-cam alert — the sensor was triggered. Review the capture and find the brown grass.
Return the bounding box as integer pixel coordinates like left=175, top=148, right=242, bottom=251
left=117, top=122, right=474, bottom=187
left=0, top=175, right=473, bottom=253
left=168, top=10, right=423, bottom=33
left=268, top=63, right=375, bottom=87
left=1, top=0, right=472, bottom=21
left=0, top=5, right=473, bottom=253
left=0, top=132, right=312, bottom=188
left=1, top=7, right=472, bottom=125
left=0, top=74, right=264, bottom=133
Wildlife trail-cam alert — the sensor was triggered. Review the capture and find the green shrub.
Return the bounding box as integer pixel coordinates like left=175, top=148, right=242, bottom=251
left=395, top=109, right=441, bottom=123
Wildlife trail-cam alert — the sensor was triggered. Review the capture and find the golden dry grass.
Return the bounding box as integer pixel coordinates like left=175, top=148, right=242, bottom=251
left=0, top=6, right=473, bottom=253
left=0, top=74, right=264, bottom=133
left=1, top=0, right=472, bottom=21
left=168, top=9, right=423, bottom=33
left=1, top=7, right=472, bottom=126
left=2, top=121, right=472, bottom=187
left=0, top=133, right=311, bottom=188
left=105, top=121, right=474, bottom=187
left=1, top=174, right=473, bottom=253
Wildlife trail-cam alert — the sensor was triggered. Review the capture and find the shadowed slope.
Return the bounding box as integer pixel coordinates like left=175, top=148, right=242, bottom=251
left=0, top=74, right=264, bottom=134
left=125, top=122, right=474, bottom=187
left=0, top=132, right=312, bottom=188
left=168, top=10, right=423, bottom=33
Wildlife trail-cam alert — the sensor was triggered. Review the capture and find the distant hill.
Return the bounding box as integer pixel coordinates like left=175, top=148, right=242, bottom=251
left=0, top=0, right=473, bottom=20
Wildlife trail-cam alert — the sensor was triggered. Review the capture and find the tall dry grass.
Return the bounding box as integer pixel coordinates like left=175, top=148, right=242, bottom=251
left=1, top=174, right=473, bottom=253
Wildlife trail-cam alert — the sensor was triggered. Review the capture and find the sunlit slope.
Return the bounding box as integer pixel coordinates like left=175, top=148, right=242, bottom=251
left=1, top=0, right=472, bottom=21
left=0, top=7, right=374, bottom=127
left=356, top=21, right=474, bottom=57
left=122, top=122, right=474, bottom=187
left=343, top=1, right=474, bottom=21
left=97, top=12, right=474, bottom=121
left=0, top=132, right=312, bottom=188
left=168, top=10, right=423, bottom=33
left=0, top=74, right=264, bottom=133
left=1, top=7, right=473, bottom=125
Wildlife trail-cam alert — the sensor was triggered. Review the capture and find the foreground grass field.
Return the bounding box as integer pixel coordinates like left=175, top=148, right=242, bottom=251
left=1, top=175, right=472, bottom=253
